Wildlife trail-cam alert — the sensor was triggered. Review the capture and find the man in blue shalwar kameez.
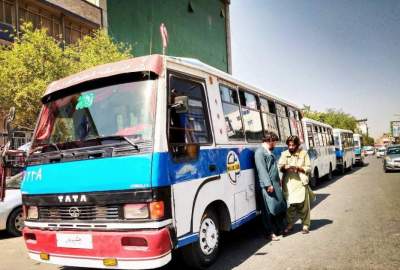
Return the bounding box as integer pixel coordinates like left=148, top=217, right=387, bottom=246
left=254, top=132, right=287, bottom=241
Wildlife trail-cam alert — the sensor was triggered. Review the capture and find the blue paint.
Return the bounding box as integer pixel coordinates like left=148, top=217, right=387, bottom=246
left=231, top=210, right=258, bottom=230
left=21, top=154, right=153, bottom=195
left=176, top=233, right=199, bottom=248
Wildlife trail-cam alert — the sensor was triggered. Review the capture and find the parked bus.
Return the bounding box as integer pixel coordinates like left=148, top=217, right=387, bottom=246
left=302, top=118, right=336, bottom=187
left=333, top=128, right=355, bottom=174
left=353, top=133, right=364, bottom=165
left=20, top=55, right=305, bottom=269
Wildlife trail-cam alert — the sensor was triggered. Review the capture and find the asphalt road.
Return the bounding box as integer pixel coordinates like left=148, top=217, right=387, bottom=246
left=0, top=156, right=399, bottom=270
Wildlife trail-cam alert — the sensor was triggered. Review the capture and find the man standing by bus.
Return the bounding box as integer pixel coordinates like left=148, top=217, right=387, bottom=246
left=254, top=132, right=287, bottom=241
left=279, top=135, right=314, bottom=234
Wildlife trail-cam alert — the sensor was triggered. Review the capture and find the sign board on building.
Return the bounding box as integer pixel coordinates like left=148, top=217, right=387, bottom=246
left=391, top=121, right=400, bottom=138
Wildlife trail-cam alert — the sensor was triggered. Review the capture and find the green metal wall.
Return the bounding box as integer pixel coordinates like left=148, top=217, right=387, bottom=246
left=107, top=0, right=229, bottom=72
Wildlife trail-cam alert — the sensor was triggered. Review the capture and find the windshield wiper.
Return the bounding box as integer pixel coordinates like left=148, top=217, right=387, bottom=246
left=93, top=135, right=140, bottom=151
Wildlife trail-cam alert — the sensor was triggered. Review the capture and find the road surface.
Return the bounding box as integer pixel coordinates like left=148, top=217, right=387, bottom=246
left=0, top=156, right=399, bottom=270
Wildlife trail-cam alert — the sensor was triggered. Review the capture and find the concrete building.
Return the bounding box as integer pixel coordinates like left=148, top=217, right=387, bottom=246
left=106, top=0, right=232, bottom=73
left=0, top=0, right=104, bottom=46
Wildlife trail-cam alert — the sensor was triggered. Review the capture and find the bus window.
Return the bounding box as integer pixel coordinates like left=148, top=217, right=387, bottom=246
left=276, top=103, right=290, bottom=142
left=219, top=85, right=245, bottom=141
left=313, top=126, right=320, bottom=147
left=239, top=90, right=263, bottom=142
left=306, top=124, right=315, bottom=148
left=169, top=75, right=212, bottom=159
left=260, top=97, right=279, bottom=139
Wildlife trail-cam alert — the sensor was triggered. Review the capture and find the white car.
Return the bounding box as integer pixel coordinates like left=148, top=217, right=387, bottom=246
left=363, top=146, right=375, bottom=156
left=376, top=147, right=386, bottom=158
left=0, top=173, right=23, bottom=237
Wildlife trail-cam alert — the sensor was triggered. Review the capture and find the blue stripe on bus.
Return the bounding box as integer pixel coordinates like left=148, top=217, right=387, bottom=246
left=231, top=210, right=258, bottom=230
left=176, top=233, right=199, bottom=248
left=22, top=146, right=288, bottom=195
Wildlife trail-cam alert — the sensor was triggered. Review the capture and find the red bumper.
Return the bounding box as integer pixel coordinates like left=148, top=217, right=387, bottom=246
left=23, top=227, right=172, bottom=269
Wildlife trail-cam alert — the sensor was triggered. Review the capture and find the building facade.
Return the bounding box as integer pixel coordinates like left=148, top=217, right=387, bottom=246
left=0, top=0, right=103, bottom=45
left=107, top=0, right=231, bottom=73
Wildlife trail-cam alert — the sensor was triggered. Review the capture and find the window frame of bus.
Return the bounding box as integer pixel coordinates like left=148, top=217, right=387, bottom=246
left=219, top=83, right=246, bottom=142
left=276, top=103, right=291, bottom=143
left=238, top=89, right=264, bottom=143
left=306, top=124, right=315, bottom=148
left=259, top=96, right=280, bottom=141
left=167, top=71, right=214, bottom=162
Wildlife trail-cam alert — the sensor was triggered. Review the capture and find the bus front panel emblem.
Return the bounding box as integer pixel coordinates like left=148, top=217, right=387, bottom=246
left=226, top=151, right=240, bottom=184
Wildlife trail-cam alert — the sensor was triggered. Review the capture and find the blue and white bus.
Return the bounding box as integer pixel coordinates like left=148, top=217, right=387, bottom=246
left=21, top=55, right=305, bottom=269
left=353, top=133, right=364, bottom=165
left=302, top=118, right=336, bottom=187
left=333, top=128, right=355, bottom=174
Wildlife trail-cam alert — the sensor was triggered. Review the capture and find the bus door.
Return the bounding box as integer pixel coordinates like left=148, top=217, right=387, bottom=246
left=167, top=72, right=219, bottom=236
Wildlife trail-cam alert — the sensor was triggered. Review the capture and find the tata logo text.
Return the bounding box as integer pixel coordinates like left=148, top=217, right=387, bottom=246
left=24, top=168, right=43, bottom=181
left=58, top=195, right=88, bottom=203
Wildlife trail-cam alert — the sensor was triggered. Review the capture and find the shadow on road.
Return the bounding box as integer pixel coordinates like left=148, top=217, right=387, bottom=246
left=0, top=230, right=19, bottom=240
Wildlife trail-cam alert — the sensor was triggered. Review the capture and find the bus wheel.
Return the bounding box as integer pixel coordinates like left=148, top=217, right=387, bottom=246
left=6, top=207, right=23, bottom=237
left=340, top=163, right=346, bottom=175
left=182, top=209, right=220, bottom=269
left=327, top=164, right=333, bottom=180
left=310, top=169, right=318, bottom=188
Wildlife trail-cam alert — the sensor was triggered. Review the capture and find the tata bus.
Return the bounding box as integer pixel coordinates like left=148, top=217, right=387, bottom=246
left=21, top=55, right=305, bottom=269
left=333, top=128, right=355, bottom=174
left=302, top=118, right=336, bottom=187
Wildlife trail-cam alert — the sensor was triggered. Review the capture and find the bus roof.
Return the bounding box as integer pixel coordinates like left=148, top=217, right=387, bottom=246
left=302, top=117, right=333, bottom=129
left=333, top=128, right=353, bottom=134
left=42, top=54, right=301, bottom=110
left=43, top=54, right=164, bottom=100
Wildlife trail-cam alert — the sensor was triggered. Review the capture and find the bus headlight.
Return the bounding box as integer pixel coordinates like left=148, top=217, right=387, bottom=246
left=27, top=206, right=39, bottom=220
left=123, top=204, right=149, bottom=219
left=149, top=201, right=165, bottom=220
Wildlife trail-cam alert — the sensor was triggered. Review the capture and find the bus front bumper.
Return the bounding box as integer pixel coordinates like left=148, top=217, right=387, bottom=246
left=23, top=227, right=172, bottom=269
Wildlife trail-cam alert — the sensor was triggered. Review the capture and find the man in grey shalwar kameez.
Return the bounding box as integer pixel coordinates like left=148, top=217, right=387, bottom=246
left=254, top=132, right=287, bottom=241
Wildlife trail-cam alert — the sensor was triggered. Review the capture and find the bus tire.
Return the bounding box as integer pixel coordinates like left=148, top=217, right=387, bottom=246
left=327, top=164, right=333, bottom=180
left=182, top=209, right=220, bottom=269
left=6, top=207, right=24, bottom=237
left=340, top=163, right=346, bottom=175
left=310, top=169, right=318, bottom=188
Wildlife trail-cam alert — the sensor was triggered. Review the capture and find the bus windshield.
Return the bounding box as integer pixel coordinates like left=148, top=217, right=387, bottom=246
left=31, top=79, right=156, bottom=152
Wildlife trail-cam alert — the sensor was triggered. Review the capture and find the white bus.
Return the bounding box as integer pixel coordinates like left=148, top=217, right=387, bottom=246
left=302, top=118, right=336, bottom=187
left=333, top=128, right=355, bottom=174
left=22, top=55, right=306, bottom=269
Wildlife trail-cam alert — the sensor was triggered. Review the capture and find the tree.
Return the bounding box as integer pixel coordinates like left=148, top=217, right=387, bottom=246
left=303, top=105, right=358, bottom=132
left=0, top=23, right=131, bottom=129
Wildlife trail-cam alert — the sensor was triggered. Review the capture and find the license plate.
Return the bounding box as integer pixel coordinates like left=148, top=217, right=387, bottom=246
left=56, top=233, right=93, bottom=249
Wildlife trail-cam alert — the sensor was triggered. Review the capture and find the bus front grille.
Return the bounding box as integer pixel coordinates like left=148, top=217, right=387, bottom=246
left=38, top=205, right=120, bottom=221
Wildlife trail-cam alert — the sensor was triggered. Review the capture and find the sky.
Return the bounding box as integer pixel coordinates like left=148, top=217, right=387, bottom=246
left=230, top=0, right=400, bottom=138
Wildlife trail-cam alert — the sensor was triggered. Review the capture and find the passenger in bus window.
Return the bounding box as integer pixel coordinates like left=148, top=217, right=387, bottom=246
left=278, top=135, right=314, bottom=234
left=254, top=132, right=287, bottom=241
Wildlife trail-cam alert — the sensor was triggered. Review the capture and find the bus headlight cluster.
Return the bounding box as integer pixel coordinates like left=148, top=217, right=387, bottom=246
left=123, top=201, right=165, bottom=220
left=123, top=204, right=149, bottom=219
left=27, top=206, right=39, bottom=220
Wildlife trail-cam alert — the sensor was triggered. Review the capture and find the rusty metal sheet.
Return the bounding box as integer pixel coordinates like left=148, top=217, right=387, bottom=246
left=43, top=54, right=163, bottom=99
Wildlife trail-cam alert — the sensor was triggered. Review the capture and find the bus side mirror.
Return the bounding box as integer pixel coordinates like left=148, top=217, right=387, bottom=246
left=171, top=96, right=189, bottom=114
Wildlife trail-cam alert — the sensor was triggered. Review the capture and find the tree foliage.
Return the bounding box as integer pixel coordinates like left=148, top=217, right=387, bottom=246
left=0, top=23, right=131, bottom=129
left=302, top=105, right=358, bottom=132
left=302, top=105, right=375, bottom=142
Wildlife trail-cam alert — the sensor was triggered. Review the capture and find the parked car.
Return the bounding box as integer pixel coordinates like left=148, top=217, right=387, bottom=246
left=376, top=147, right=386, bottom=158
left=0, top=172, right=23, bottom=236
left=384, top=145, right=400, bottom=173
left=363, top=146, right=375, bottom=156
